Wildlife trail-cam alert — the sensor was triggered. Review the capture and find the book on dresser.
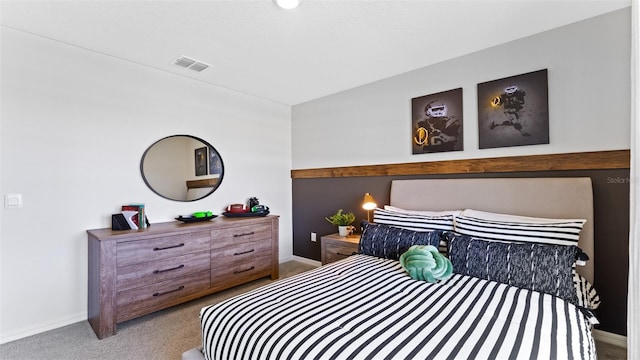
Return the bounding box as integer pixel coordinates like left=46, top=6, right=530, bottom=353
left=121, top=204, right=147, bottom=229
left=87, top=215, right=279, bottom=339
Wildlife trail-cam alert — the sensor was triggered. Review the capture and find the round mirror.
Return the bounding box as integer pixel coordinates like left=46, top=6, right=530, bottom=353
left=140, top=135, right=224, bottom=201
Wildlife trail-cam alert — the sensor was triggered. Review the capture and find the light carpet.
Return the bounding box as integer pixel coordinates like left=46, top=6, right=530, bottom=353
left=0, top=261, right=317, bottom=360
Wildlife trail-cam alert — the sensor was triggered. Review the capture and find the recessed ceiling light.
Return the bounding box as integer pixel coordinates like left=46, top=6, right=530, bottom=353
left=274, top=0, right=300, bottom=10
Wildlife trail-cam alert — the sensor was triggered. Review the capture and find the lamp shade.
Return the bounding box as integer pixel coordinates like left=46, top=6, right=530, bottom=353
left=362, top=193, right=377, bottom=210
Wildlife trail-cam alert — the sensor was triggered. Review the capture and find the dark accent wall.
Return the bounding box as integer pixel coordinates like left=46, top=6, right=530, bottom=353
left=292, top=169, right=629, bottom=336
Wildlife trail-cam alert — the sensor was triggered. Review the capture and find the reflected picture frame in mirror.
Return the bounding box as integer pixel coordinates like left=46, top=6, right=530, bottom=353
left=140, top=135, right=225, bottom=202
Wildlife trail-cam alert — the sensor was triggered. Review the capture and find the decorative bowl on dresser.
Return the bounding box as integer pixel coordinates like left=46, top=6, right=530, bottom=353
left=87, top=215, right=279, bottom=339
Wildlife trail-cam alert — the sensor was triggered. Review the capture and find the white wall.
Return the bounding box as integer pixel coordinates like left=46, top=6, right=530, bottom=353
left=0, top=27, right=292, bottom=343
left=292, top=9, right=631, bottom=170
left=143, top=136, right=191, bottom=200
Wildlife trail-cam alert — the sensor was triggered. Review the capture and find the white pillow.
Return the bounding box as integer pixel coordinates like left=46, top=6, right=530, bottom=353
left=384, top=205, right=461, bottom=217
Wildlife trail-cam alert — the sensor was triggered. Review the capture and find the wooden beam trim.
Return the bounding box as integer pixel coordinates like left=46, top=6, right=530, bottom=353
left=186, top=178, right=218, bottom=189
left=291, top=150, right=630, bottom=179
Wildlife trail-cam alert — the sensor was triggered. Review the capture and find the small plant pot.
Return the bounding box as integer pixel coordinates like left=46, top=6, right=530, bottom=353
left=338, top=225, right=354, bottom=237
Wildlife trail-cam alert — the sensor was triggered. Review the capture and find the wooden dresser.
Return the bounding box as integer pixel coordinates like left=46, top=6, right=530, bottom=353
left=87, top=215, right=279, bottom=339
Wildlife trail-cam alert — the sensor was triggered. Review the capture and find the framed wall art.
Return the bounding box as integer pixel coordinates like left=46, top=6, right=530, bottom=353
left=477, top=69, right=549, bottom=149
left=411, top=88, right=463, bottom=154
left=195, top=146, right=207, bottom=176
left=209, top=146, right=223, bottom=175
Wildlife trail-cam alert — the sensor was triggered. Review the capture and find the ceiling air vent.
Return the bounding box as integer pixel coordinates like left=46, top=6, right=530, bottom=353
left=173, top=55, right=210, bottom=72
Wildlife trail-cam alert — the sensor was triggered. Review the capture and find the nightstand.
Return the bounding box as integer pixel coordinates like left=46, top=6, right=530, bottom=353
left=321, top=233, right=361, bottom=265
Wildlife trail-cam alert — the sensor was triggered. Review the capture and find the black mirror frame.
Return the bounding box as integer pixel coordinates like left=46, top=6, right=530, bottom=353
left=140, top=135, right=225, bottom=202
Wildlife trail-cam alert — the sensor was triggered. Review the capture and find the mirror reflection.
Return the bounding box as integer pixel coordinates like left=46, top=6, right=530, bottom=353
left=140, top=135, right=224, bottom=201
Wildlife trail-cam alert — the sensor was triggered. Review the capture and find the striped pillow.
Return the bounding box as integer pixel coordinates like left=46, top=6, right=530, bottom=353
left=574, top=272, right=601, bottom=310
left=383, top=205, right=461, bottom=217
left=447, top=233, right=579, bottom=305
left=374, top=208, right=454, bottom=253
left=359, top=223, right=442, bottom=261
left=373, top=207, right=455, bottom=232
left=453, top=210, right=586, bottom=246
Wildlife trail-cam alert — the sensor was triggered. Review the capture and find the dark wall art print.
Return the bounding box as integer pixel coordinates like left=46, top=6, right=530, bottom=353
left=477, top=69, right=549, bottom=149
left=209, top=147, right=223, bottom=175
left=411, top=88, right=463, bottom=154
left=194, top=146, right=207, bottom=176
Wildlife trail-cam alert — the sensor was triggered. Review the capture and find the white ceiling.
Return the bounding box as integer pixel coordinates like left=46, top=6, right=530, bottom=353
left=0, top=0, right=630, bottom=106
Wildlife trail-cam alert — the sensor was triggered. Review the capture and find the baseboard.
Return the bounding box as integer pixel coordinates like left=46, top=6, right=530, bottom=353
left=592, top=329, right=628, bottom=348
left=0, top=312, right=86, bottom=345
left=286, top=255, right=321, bottom=267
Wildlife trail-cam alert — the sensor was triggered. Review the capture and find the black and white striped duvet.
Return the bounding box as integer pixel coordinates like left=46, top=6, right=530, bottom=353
left=200, top=255, right=596, bottom=360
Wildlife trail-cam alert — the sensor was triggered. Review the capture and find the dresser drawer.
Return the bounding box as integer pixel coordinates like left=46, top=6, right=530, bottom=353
left=210, top=223, right=271, bottom=249
left=117, top=231, right=210, bottom=267
left=210, top=254, right=272, bottom=291
left=117, top=250, right=210, bottom=291
left=211, top=240, right=271, bottom=269
left=116, top=270, right=210, bottom=322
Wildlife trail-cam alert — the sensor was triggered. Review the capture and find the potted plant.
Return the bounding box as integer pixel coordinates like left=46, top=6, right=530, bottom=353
left=326, top=209, right=356, bottom=236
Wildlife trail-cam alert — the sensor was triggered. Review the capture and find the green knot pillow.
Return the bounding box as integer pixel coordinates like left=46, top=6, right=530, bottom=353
left=399, top=245, right=453, bottom=282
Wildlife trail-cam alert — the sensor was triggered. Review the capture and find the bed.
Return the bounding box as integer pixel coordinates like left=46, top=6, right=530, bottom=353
left=183, top=177, right=599, bottom=360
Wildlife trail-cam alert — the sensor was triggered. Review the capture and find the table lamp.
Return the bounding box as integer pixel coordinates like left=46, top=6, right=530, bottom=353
left=362, top=193, right=377, bottom=222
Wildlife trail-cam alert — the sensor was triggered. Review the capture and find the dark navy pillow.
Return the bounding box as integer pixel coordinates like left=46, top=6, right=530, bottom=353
left=359, top=223, right=442, bottom=261
left=446, top=232, right=579, bottom=305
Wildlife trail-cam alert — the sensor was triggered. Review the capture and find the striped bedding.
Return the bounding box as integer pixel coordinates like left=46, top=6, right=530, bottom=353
left=200, top=255, right=596, bottom=360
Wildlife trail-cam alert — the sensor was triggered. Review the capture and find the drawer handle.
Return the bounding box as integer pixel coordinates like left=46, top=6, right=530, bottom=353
left=233, top=266, right=255, bottom=274
left=153, top=264, right=185, bottom=274
left=153, top=243, right=185, bottom=251
left=153, top=285, right=185, bottom=297
left=233, top=249, right=255, bottom=256
left=233, top=232, right=254, bottom=238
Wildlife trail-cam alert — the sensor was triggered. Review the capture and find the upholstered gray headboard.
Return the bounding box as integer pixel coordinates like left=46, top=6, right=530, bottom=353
left=390, top=177, right=594, bottom=283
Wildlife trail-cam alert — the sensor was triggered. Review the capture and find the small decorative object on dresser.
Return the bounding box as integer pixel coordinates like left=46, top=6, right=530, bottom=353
left=87, top=215, right=279, bottom=339
left=325, top=209, right=355, bottom=236
left=223, top=197, right=270, bottom=217
left=175, top=211, right=217, bottom=223
left=321, top=233, right=360, bottom=265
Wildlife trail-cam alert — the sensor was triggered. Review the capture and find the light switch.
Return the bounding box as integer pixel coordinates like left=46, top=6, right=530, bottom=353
left=5, top=194, right=23, bottom=209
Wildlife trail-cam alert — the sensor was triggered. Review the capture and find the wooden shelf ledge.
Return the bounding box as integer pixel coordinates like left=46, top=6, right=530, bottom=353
left=186, top=178, right=219, bottom=189
left=290, top=150, right=630, bottom=179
